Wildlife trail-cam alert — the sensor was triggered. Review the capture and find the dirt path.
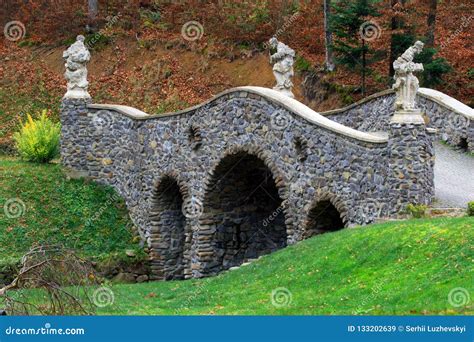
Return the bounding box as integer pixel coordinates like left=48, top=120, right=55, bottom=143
left=434, top=142, right=474, bottom=208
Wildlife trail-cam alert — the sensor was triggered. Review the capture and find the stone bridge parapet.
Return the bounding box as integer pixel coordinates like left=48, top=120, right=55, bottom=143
left=321, top=88, right=473, bottom=152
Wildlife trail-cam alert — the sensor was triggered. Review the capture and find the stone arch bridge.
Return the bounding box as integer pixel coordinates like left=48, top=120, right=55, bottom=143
left=61, top=86, right=471, bottom=280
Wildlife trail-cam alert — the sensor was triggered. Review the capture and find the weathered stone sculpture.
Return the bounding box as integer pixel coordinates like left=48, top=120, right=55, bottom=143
left=392, top=41, right=424, bottom=111
left=63, top=35, right=91, bottom=99
left=268, top=37, right=295, bottom=98
left=388, top=41, right=433, bottom=212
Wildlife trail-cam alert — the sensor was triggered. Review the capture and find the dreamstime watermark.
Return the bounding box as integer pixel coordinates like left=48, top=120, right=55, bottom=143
left=271, top=287, right=292, bottom=308
left=0, top=104, right=30, bottom=129
left=391, top=1, right=407, bottom=15
left=181, top=21, right=204, bottom=41
left=440, top=15, right=473, bottom=50
left=5, top=323, right=85, bottom=336
left=85, top=192, right=121, bottom=226
left=3, top=198, right=26, bottom=219
left=262, top=203, right=285, bottom=228
left=85, top=13, right=122, bottom=50
left=353, top=282, right=383, bottom=314
left=263, top=12, right=300, bottom=50
left=92, top=286, right=115, bottom=307
left=182, top=196, right=203, bottom=219
left=448, top=287, right=470, bottom=308
left=3, top=21, right=26, bottom=41
left=91, top=110, right=115, bottom=130
left=175, top=279, right=210, bottom=314
left=270, top=109, right=293, bottom=130
left=359, top=21, right=382, bottom=41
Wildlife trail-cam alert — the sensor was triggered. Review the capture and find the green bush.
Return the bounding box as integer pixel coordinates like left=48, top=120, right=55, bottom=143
left=140, top=8, right=162, bottom=27
left=294, top=56, right=312, bottom=72
left=414, top=47, right=452, bottom=87
left=13, top=110, right=60, bottom=163
left=468, top=202, right=474, bottom=216
left=84, top=32, right=112, bottom=51
left=467, top=68, right=474, bottom=79
left=406, top=203, right=427, bottom=218
left=17, top=39, right=40, bottom=48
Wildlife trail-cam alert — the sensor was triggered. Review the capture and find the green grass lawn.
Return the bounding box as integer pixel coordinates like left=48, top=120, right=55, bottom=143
left=0, top=156, right=143, bottom=268
left=97, top=217, right=473, bottom=315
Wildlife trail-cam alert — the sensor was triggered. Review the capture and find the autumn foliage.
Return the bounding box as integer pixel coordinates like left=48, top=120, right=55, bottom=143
left=0, top=0, right=472, bottom=140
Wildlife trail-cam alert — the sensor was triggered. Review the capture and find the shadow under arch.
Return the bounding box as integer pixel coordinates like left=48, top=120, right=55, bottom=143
left=197, top=148, right=289, bottom=276
left=304, top=194, right=347, bottom=239
left=149, top=173, right=189, bottom=280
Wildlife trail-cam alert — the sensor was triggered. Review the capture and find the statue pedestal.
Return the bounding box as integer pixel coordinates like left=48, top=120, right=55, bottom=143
left=390, top=109, right=425, bottom=125
left=273, top=86, right=294, bottom=99
left=387, top=107, right=434, bottom=215
left=63, top=89, right=91, bottom=100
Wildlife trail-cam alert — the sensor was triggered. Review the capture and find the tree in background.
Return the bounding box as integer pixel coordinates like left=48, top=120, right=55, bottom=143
left=389, top=0, right=409, bottom=77
left=389, top=33, right=451, bottom=88
left=324, top=0, right=335, bottom=71
left=87, top=0, right=99, bottom=32
left=415, top=46, right=452, bottom=88
left=425, top=0, right=438, bottom=47
left=330, top=0, right=384, bottom=96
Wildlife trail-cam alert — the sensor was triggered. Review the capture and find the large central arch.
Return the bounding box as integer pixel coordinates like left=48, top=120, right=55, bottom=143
left=198, top=151, right=288, bottom=276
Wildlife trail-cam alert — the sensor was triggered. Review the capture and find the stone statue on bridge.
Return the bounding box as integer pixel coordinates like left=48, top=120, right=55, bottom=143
left=63, top=35, right=91, bottom=99
left=392, top=41, right=424, bottom=111
left=268, top=37, right=295, bottom=98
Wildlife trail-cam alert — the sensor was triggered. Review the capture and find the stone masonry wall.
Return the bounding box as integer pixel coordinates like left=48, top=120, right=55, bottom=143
left=321, top=91, right=395, bottom=133
left=387, top=123, right=435, bottom=214
left=60, top=88, right=434, bottom=279
left=323, top=90, right=473, bottom=152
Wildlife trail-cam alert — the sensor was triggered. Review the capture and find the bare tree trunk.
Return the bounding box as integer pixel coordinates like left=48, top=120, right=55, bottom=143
left=362, top=39, right=366, bottom=96
left=88, top=0, right=99, bottom=32
left=389, top=0, right=406, bottom=77
left=426, top=0, right=437, bottom=47
left=324, top=0, right=335, bottom=71
left=88, top=0, right=98, bottom=19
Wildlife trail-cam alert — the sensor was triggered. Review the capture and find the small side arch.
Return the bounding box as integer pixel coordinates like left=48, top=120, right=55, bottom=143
left=149, top=172, right=189, bottom=280
left=303, top=193, right=347, bottom=239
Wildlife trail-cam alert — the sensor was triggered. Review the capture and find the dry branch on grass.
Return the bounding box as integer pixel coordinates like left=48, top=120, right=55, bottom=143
left=0, top=245, right=100, bottom=315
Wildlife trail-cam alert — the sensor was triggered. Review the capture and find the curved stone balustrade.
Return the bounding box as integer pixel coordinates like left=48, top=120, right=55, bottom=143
left=89, top=87, right=388, bottom=143
left=321, top=88, right=473, bottom=151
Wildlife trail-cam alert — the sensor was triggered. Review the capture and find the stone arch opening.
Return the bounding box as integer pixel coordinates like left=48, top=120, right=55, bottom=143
left=304, top=200, right=345, bottom=238
left=150, top=176, right=187, bottom=280
left=294, top=137, right=308, bottom=162
left=458, top=137, right=468, bottom=152
left=188, top=125, right=202, bottom=150
left=199, top=152, right=287, bottom=275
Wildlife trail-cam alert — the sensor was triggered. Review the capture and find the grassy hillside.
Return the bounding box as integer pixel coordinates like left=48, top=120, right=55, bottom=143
left=0, top=157, right=143, bottom=267
left=98, top=217, right=473, bottom=315
left=1, top=157, right=472, bottom=315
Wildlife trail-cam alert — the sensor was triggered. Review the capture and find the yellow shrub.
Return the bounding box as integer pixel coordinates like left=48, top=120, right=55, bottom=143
left=13, top=110, right=61, bottom=163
